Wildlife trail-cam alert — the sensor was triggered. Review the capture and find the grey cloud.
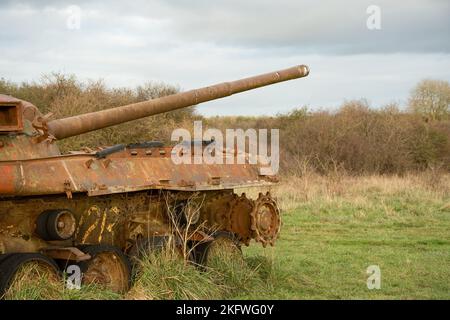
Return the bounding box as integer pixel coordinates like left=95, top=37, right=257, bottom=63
left=2, top=0, right=449, bottom=54
left=164, top=0, right=450, bottom=53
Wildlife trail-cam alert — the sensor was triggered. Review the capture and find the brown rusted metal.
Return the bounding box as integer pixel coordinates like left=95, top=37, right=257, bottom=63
left=250, top=192, right=281, bottom=247
left=0, top=66, right=309, bottom=293
left=47, top=65, right=309, bottom=140
left=0, top=147, right=274, bottom=196
left=0, top=96, right=23, bottom=132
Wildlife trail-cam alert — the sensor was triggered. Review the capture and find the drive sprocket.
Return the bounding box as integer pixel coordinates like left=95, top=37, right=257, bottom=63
left=249, top=192, right=281, bottom=247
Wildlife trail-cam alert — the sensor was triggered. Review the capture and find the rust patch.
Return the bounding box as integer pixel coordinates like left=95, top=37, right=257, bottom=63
left=0, top=165, right=18, bottom=194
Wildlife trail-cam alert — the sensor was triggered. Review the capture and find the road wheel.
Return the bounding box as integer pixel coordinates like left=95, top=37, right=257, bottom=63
left=194, top=231, right=243, bottom=267
left=0, top=253, right=60, bottom=299
left=77, top=245, right=131, bottom=294
left=36, top=209, right=76, bottom=241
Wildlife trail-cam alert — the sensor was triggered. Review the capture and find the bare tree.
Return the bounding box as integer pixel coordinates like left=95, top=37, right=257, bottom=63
left=409, top=79, right=450, bottom=121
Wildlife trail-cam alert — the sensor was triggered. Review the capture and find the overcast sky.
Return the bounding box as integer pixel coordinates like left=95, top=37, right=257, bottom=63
left=0, top=0, right=449, bottom=116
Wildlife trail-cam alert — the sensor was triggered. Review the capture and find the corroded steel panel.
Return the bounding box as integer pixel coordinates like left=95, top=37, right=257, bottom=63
left=0, top=151, right=276, bottom=197
left=47, top=65, right=309, bottom=139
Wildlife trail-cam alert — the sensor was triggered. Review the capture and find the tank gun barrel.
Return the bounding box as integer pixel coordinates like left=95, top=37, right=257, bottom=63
left=47, top=65, right=309, bottom=140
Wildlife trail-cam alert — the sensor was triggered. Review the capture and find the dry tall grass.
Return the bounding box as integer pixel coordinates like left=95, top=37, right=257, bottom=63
left=271, top=171, right=450, bottom=212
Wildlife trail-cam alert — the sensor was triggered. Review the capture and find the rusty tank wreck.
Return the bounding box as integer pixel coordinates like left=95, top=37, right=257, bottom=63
left=0, top=65, right=309, bottom=294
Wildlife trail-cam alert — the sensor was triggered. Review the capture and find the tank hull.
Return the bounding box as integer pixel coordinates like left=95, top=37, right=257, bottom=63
left=0, top=146, right=276, bottom=197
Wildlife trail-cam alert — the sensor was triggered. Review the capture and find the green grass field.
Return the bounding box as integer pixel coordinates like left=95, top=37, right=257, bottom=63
left=5, top=174, right=450, bottom=300
left=242, top=203, right=450, bottom=299
left=240, top=174, right=450, bottom=299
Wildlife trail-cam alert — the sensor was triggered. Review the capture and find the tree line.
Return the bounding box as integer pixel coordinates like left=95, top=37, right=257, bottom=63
left=1, top=74, right=449, bottom=174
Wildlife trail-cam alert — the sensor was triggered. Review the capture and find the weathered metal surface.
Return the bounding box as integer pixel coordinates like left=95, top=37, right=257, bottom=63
left=0, top=191, right=171, bottom=254
left=0, top=95, right=23, bottom=132
left=47, top=65, right=309, bottom=140
left=0, top=134, right=60, bottom=161
left=198, top=191, right=280, bottom=246
left=0, top=147, right=276, bottom=197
